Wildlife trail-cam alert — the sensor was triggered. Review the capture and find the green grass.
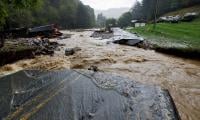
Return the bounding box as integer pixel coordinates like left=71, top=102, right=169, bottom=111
left=129, top=18, right=200, bottom=49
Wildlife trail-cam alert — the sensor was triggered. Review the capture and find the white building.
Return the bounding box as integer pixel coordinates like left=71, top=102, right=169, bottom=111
left=131, top=20, right=146, bottom=27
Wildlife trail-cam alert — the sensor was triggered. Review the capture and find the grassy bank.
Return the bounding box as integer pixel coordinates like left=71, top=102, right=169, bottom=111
left=129, top=18, right=200, bottom=48
left=129, top=18, right=200, bottom=59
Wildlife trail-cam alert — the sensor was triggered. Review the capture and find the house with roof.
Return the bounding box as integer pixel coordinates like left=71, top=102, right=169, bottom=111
left=131, top=20, right=146, bottom=27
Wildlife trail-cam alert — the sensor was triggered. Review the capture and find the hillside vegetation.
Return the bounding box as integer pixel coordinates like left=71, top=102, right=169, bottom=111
left=164, top=4, right=200, bottom=16
left=131, top=5, right=200, bottom=49
left=129, top=5, right=200, bottom=59
left=130, top=18, right=200, bottom=49
left=0, top=0, right=95, bottom=29
left=117, top=0, right=200, bottom=28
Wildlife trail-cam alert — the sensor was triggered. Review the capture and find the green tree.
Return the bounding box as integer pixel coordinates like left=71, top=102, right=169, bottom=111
left=106, top=18, right=117, bottom=27
left=6, top=9, right=34, bottom=28
left=0, top=1, right=7, bottom=26
left=118, top=12, right=132, bottom=28
left=131, top=1, right=143, bottom=20
left=0, top=0, right=42, bottom=29
left=96, top=13, right=106, bottom=27
left=128, top=0, right=200, bottom=22
left=76, top=2, right=95, bottom=28
left=1, top=0, right=96, bottom=29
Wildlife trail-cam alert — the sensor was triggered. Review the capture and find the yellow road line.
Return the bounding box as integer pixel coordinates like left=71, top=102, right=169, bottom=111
left=6, top=72, right=78, bottom=120
left=20, top=74, right=81, bottom=120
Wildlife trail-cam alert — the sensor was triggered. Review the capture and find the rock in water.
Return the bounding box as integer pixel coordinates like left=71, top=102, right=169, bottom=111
left=65, top=47, right=81, bottom=56
left=88, top=65, right=99, bottom=72
left=65, top=48, right=75, bottom=56
left=0, top=70, right=180, bottom=120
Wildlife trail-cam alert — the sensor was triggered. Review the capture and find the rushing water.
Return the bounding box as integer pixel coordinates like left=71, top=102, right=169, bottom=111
left=0, top=30, right=200, bottom=120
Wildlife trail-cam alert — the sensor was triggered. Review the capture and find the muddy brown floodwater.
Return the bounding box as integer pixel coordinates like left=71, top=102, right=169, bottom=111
left=0, top=30, right=200, bottom=120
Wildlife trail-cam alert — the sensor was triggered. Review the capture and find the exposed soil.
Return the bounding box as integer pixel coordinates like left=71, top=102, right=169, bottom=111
left=0, top=39, right=36, bottom=66
left=154, top=46, right=200, bottom=60
left=0, top=38, right=62, bottom=66
left=0, top=30, right=200, bottom=120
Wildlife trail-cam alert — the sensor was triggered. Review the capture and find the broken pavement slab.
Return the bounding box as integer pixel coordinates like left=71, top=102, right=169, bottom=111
left=0, top=70, right=180, bottom=120
left=90, top=30, right=114, bottom=39
left=112, top=28, right=143, bottom=40
left=91, top=28, right=144, bottom=46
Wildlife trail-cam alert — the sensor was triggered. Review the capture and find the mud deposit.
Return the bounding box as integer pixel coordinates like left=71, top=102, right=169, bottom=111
left=0, top=30, right=200, bottom=120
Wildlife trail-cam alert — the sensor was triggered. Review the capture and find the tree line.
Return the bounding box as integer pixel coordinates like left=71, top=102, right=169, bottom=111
left=117, top=0, right=200, bottom=27
left=132, top=0, right=200, bottom=21
left=0, top=0, right=95, bottom=30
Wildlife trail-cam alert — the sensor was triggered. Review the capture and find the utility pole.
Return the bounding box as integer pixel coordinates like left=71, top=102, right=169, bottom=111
left=153, top=0, right=158, bottom=29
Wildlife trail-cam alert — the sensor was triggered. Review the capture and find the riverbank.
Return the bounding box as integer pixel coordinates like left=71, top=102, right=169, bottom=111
left=128, top=18, right=200, bottom=59
left=0, top=38, right=62, bottom=66
left=0, top=40, right=36, bottom=66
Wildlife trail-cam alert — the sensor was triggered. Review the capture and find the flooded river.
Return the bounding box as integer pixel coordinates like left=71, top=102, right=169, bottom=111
left=0, top=30, right=200, bottom=120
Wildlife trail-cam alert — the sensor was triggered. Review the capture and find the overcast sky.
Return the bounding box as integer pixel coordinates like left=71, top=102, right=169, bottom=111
left=80, top=0, right=139, bottom=10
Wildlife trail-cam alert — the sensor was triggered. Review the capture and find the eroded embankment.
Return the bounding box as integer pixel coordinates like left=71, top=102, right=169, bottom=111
left=154, top=46, right=200, bottom=60
left=0, top=38, right=61, bottom=66
left=0, top=30, right=200, bottom=120
left=0, top=39, right=36, bottom=66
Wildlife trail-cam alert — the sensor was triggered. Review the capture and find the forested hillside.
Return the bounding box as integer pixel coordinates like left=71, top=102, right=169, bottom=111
left=0, top=0, right=95, bottom=30
left=132, top=0, right=200, bottom=21
left=118, top=0, right=200, bottom=27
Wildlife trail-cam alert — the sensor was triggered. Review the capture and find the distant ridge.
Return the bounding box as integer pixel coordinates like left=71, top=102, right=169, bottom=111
left=95, top=7, right=130, bottom=19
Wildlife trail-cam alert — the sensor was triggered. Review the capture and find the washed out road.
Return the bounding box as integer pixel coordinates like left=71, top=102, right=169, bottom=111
left=0, top=29, right=200, bottom=120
